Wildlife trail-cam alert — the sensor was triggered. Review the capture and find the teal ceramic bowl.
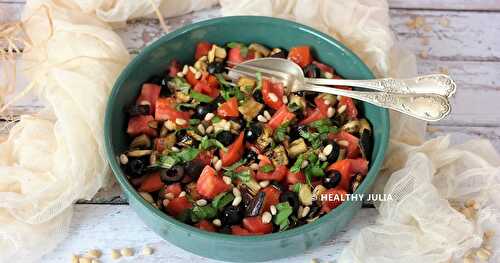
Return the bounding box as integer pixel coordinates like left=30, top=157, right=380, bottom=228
left=105, top=16, right=389, bottom=262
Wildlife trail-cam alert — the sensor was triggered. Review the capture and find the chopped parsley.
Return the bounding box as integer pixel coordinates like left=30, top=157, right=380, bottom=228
left=190, top=91, right=214, bottom=103
left=157, top=147, right=200, bottom=169
left=260, top=164, right=275, bottom=173
left=274, top=202, right=293, bottom=231
left=273, top=121, right=290, bottom=142
left=168, top=77, right=191, bottom=93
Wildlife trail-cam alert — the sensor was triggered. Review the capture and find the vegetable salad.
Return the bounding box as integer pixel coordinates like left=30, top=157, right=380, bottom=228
left=120, top=41, right=372, bottom=235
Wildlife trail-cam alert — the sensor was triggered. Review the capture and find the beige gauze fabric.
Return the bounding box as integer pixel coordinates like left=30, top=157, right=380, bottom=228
left=0, top=0, right=498, bottom=262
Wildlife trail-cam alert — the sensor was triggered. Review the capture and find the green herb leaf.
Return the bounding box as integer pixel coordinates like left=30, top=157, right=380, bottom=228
left=292, top=183, right=302, bottom=193
left=300, top=130, right=322, bottom=149
left=290, top=154, right=305, bottom=173
left=158, top=155, right=178, bottom=169
left=239, top=46, right=249, bottom=57
left=260, top=164, right=275, bottom=173
left=255, top=72, right=263, bottom=91
left=274, top=202, right=293, bottom=228
left=191, top=205, right=217, bottom=222
left=199, top=136, right=226, bottom=151
left=309, top=119, right=338, bottom=134
left=223, top=159, right=246, bottom=171
left=227, top=42, right=240, bottom=48
left=212, top=192, right=235, bottom=211
left=215, top=73, right=233, bottom=89
left=177, top=148, right=200, bottom=162
left=274, top=121, right=290, bottom=142
left=229, top=170, right=252, bottom=183
left=169, top=77, right=191, bottom=93
left=189, top=119, right=201, bottom=125
left=211, top=116, right=222, bottom=123
left=190, top=91, right=214, bottom=103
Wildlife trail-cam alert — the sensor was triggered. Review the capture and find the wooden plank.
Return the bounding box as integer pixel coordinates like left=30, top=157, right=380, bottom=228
left=118, top=8, right=500, bottom=62
left=3, top=0, right=500, bottom=11
left=389, top=0, right=500, bottom=11
left=41, top=205, right=378, bottom=262
left=390, top=9, right=500, bottom=61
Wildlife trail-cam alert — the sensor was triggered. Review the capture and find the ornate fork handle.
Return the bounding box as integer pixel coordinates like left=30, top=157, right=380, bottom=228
left=306, top=74, right=456, bottom=97
left=303, top=84, right=451, bottom=122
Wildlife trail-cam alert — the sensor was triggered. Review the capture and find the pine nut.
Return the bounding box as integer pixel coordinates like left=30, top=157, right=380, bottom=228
left=171, top=146, right=180, bottom=152
left=195, top=71, right=202, bottom=80
left=139, top=100, right=151, bottom=106
left=262, top=211, right=272, bottom=224
left=327, top=107, right=335, bottom=118
left=215, top=46, right=227, bottom=59
left=282, top=95, right=288, bottom=104
left=110, top=249, right=121, bottom=260
left=119, top=154, right=128, bottom=165
left=182, top=65, right=188, bottom=75
left=164, top=120, right=177, bottom=130
left=301, top=206, right=310, bottom=218
left=318, top=153, right=327, bottom=161
left=189, top=66, right=197, bottom=74
left=232, top=187, right=241, bottom=197
left=176, top=72, right=184, bottom=77
left=250, top=163, right=259, bottom=170
left=204, top=113, right=215, bottom=121
left=268, top=92, right=278, bottom=102
left=337, top=140, right=349, bottom=147
left=196, top=199, right=208, bottom=206
left=270, top=205, right=277, bottom=215
left=338, top=104, right=347, bottom=114
left=259, top=180, right=270, bottom=188
left=263, top=110, right=272, bottom=120
left=325, top=72, right=334, bottom=79
left=142, top=246, right=153, bottom=256
left=257, top=115, right=268, bottom=123
left=197, top=124, right=205, bottom=134
left=162, top=199, right=170, bottom=207
left=121, top=247, right=134, bottom=257
left=206, top=125, right=214, bottom=134
left=212, top=218, right=222, bottom=227
left=223, top=121, right=231, bottom=131
left=164, top=192, right=175, bottom=200
left=232, top=196, right=242, bottom=206
left=323, top=144, right=333, bottom=156
left=301, top=160, right=309, bottom=169
left=215, top=159, right=223, bottom=171
left=175, top=118, right=187, bottom=126
left=178, top=191, right=186, bottom=197
left=139, top=192, right=154, bottom=203
left=212, top=155, right=219, bottom=164
left=297, top=206, right=304, bottom=218
left=223, top=176, right=232, bottom=185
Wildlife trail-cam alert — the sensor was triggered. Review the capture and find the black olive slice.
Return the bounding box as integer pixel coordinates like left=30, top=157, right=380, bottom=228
left=160, top=165, right=185, bottom=183
left=359, top=129, right=372, bottom=161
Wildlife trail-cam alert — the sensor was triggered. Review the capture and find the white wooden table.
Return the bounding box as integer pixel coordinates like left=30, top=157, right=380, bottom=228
left=2, top=1, right=500, bottom=262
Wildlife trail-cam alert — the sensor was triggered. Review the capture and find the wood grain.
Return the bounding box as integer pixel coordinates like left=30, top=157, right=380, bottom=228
left=3, top=0, right=500, bottom=11
left=41, top=205, right=378, bottom=263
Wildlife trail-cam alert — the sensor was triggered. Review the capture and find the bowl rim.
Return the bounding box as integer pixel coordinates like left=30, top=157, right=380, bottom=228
left=104, top=15, right=390, bottom=242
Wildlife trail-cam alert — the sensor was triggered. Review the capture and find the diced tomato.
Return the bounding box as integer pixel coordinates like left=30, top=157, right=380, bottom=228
left=168, top=59, right=181, bottom=77
left=138, top=172, right=164, bottom=192
left=127, top=115, right=157, bottom=137
left=219, top=132, right=245, bottom=167
left=155, top=98, right=191, bottom=123
left=195, top=41, right=212, bottom=60
left=136, top=83, right=161, bottom=114
left=320, top=187, right=348, bottom=213
left=195, top=220, right=217, bottom=232
left=193, top=74, right=220, bottom=98
left=242, top=216, right=273, bottom=234
left=196, top=165, right=231, bottom=199
left=186, top=69, right=199, bottom=86
left=286, top=171, right=306, bottom=185
left=256, top=165, right=287, bottom=182
left=288, top=46, right=312, bottom=68
left=227, top=47, right=254, bottom=65
left=166, top=183, right=182, bottom=197
left=314, top=96, right=330, bottom=116
left=299, top=108, right=326, bottom=125
left=267, top=105, right=295, bottom=130
left=326, top=159, right=368, bottom=191
left=196, top=150, right=214, bottom=166
left=261, top=80, right=285, bottom=110
left=217, top=97, right=240, bottom=118
left=338, top=96, right=358, bottom=120
left=260, top=186, right=281, bottom=211
left=231, top=225, right=253, bottom=236
left=312, top=61, right=334, bottom=74
left=328, top=131, right=361, bottom=158
left=166, top=196, right=193, bottom=217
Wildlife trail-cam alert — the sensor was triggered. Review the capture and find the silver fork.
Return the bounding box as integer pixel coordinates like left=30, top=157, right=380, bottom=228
left=227, top=58, right=453, bottom=122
